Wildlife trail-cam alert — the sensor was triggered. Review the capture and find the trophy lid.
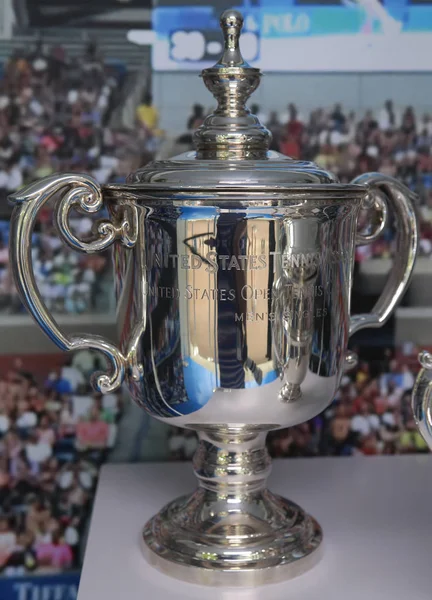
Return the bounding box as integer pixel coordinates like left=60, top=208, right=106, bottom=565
left=124, top=10, right=361, bottom=196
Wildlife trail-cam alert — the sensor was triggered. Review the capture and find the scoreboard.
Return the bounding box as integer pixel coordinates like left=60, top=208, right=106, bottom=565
left=152, top=0, right=432, bottom=72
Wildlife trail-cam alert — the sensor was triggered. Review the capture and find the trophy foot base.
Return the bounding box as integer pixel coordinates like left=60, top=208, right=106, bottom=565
left=142, top=489, right=323, bottom=587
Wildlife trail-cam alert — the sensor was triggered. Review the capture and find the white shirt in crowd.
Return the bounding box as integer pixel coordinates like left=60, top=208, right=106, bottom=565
left=72, top=350, right=95, bottom=374
left=79, top=470, right=93, bottom=489
left=0, top=531, right=16, bottom=554
left=58, top=469, right=74, bottom=490
left=68, top=90, right=79, bottom=104
left=71, top=395, right=93, bottom=419
left=377, top=108, right=400, bottom=131
left=65, top=526, right=79, bottom=547
left=0, top=166, right=23, bottom=191
left=0, top=413, right=10, bottom=433
left=102, top=393, right=118, bottom=415
left=351, top=413, right=381, bottom=437
left=82, top=268, right=96, bottom=284
left=381, top=411, right=396, bottom=428
left=61, top=366, right=85, bottom=393
left=92, top=154, right=120, bottom=183
left=328, top=129, right=352, bottom=146
left=26, top=440, right=52, bottom=464
left=69, top=216, right=93, bottom=237
left=401, top=370, right=415, bottom=392
left=45, top=235, right=63, bottom=252
left=53, top=252, right=79, bottom=268
left=420, top=239, right=432, bottom=255
left=16, top=411, right=37, bottom=429
left=60, top=408, right=77, bottom=428
left=387, top=389, right=403, bottom=409
left=36, top=531, right=52, bottom=544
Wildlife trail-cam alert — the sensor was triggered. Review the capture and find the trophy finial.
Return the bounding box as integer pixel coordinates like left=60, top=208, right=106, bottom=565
left=194, top=10, right=271, bottom=160
left=219, top=9, right=245, bottom=67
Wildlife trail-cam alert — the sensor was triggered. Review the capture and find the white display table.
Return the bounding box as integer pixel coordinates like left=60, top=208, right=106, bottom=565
left=78, top=456, right=432, bottom=600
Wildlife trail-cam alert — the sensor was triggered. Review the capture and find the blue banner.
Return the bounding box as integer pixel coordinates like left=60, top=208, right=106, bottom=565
left=152, top=0, right=432, bottom=71
left=0, top=573, right=80, bottom=600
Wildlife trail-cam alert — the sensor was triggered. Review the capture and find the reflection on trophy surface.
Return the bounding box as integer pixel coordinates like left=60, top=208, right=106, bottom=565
left=273, top=218, right=320, bottom=403
left=9, top=9, right=419, bottom=587
left=412, top=351, right=432, bottom=449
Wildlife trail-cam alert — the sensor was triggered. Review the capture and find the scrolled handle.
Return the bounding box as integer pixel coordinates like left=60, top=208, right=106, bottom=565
left=9, top=173, right=137, bottom=393
left=412, top=351, right=432, bottom=450
left=349, top=173, right=418, bottom=337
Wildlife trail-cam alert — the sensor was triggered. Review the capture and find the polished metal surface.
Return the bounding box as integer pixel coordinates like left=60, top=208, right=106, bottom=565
left=9, top=8, right=419, bottom=586
left=412, top=351, right=432, bottom=449
left=9, top=173, right=137, bottom=393
left=194, top=10, right=270, bottom=161
left=111, top=179, right=416, bottom=426
left=349, top=173, right=418, bottom=336
left=142, top=427, right=323, bottom=587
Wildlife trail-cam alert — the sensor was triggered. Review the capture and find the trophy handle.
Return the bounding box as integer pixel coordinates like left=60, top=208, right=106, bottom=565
left=9, top=174, right=138, bottom=393
left=412, top=351, right=432, bottom=449
left=348, top=173, right=418, bottom=337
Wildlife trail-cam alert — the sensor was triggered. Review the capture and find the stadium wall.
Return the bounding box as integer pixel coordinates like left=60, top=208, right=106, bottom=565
left=153, top=71, right=432, bottom=135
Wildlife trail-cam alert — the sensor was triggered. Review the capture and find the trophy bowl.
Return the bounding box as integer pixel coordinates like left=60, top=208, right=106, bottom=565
left=9, top=10, right=418, bottom=587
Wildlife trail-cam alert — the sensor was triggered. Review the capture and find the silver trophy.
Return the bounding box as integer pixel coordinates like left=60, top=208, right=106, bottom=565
left=412, top=352, right=432, bottom=449
left=10, top=10, right=418, bottom=587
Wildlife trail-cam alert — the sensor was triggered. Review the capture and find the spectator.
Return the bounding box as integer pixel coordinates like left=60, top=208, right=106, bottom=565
left=25, top=431, right=53, bottom=471
left=399, top=419, right=429, bottom=453
left=285, top=103, right=304, bottom=141
left=0, top=517, right=16, bottom=568
left=187, top=103, right=205, bottom=131
left=264, top=344, right=429, bottom=460
left=250, top=103, right=268, bottom=128
left=59, top=397, right=77, bottom=438
left=266, top=111, right=283, bottom=151
left=3, top=530, right=38, bottom=575
left=351, top=400, right=382, bottom=436
left=16, top=399, right=38, bottom=431
left=37, top=414, right=56, bottom=447
left=0, top=39, right=147, bottom=315
left=136, top=92, right=159, bottom=136
left=0, top=401, right=10, bottom=436
left=61, top=359, right=85, bottom=393
left=280, top=133, right=300, bottom=159
left=325, top=404, right=355, bottom=456
left=0, top=339, right=121, bottom=576
left=76, top=407, right=109, bottom=452
left=36, top=529, right=73, bottom=570
left=378, top=99, right=398, bottom=132
left=330, top=103, right=346, bottom=132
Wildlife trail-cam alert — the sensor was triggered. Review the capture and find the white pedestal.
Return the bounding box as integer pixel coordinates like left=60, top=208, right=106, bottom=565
left=78, top=456, right=432, bottom=600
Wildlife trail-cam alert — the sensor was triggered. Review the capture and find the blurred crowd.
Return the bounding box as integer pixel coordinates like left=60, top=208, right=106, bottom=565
left=166, top=344, right=428, bottom=460
left=184, top=100, right=432, bottom=260
left=0, top=352, right=123, bottom=575
left=269, top=343, right=427, bottom=458
left=1, top=37, right=432, bottom=317
left=0, top=41, right=156, bottom=314
left=264, top=100, right=432, bottom=260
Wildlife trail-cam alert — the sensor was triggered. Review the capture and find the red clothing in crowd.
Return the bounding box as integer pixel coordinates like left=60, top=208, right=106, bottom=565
left=286, top=119, right=304, bottom=140
left=36, top=542, right=73, bottom=569
left=280, top=138, right=300, bottom=159
left=76, top=420, right=108, bottom=449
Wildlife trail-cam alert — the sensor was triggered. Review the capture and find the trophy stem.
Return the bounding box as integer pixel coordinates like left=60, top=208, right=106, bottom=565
left=192, top=426, right=271, bottom=495
left=142, top=426, right=323, bottom=586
